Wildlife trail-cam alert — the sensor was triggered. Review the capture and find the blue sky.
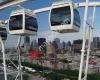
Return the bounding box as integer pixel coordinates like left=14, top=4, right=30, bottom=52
left=0, top=0, right=100, bottom=31
left=0, top=0, right=100, bottom=47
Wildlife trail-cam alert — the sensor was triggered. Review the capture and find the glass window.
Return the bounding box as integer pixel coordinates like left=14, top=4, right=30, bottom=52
left=0, top=28, right=7, bottom=40
left=1, top=33, right=7, bottom=40
left=9, top=15, right=23, bottom=30
left=50, top=6, right=71, bottom=26
left=74, top=9, right=80, bottom=28
left=25, top=15, right=38, bottom=31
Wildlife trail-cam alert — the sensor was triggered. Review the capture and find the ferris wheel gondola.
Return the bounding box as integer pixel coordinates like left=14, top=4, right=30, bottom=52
left=0, top=27, right=7, bottom=41
left=9, top=8, right=38, bottom=35
left=49, top=1, right=81, bottom=33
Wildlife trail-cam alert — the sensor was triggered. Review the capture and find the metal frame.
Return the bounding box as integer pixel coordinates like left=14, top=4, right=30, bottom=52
left=84, top=6, right=96, bottom=80
left=33, top=2, right=100, bottom=13
left=17, top=35, right=23, bottom=80
left=0, top=0, right=100, bottom=80
left=0, top=0, right=31, bottom=10
left=0, top=1, right=30, bottom=80
left=0, top=37, right=7, bottom=80
left=33, top=1, right=99, bottom=80
left=0, top=32, right=23, bottom=80
left=78, top=0, right=89, bottom=80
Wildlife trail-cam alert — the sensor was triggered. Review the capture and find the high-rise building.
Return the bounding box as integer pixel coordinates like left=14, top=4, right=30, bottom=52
left=38, top=38, right=46, bottom=46
left=72, top=39, right=82, bottom=53
left=66, top=41, right=72, bottom=52
left=52, top=41, right=58, bottom=51
left=93, top=37, right=100, bottom=49
left=38, top=38, right=47, bottom=54
left=24, top=36, right=30, bottom=52
left=30, top=40, right=38, bottom=50
left=61, top=41, right=67, bottom=54
left=54, top=38, right=61, bottom=50
left=47, top=42, right=55, bottom=54
left=53, top=38, right=62, bottom=54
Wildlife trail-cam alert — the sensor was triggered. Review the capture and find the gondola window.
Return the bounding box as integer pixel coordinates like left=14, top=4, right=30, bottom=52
left=50, top=6, right=71, bottom=26
left=9, top=15, right=23, bottom=30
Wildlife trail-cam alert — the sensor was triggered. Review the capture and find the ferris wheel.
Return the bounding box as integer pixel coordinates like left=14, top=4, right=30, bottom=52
left=0, top=0, right=100, bottom=80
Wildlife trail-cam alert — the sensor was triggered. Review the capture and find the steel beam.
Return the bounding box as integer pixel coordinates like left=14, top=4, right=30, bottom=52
left=0, top=0, right=31, bottom=10
left=34, top=2, right=100, bottom=14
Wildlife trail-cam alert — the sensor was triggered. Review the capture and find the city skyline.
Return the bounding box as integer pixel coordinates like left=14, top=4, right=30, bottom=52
left=0, top=1, right=100, bottom=80
left=0, top=0, right=100, bottom=48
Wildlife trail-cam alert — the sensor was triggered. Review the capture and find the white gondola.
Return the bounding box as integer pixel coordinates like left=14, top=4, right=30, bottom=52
left=0, top=27, right=7, bottom=41
left=9, top=8, right=38, bottom=35
left=49, top=1, right=81, bottom=33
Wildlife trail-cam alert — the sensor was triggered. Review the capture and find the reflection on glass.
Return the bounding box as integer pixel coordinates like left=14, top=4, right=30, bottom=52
left=9, top=15, right=23, bottom=30
left=0, top=28, right=7, bottom=40
left=25, top=15, right=38, bottom=31
left=74, top=9, right=80, bottom=27
left=50, top=6, right=71, bottom=26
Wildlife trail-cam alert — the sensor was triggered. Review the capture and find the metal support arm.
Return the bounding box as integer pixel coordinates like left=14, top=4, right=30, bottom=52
left=0, top=37, right=7, bottom=80
left=0, top=0, right=31, bottom=10
left=34, top=2, right=100, bottom=14
left=78, top=0, right=89, bottom=80
left=84, top=6, right=96, bottom=80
